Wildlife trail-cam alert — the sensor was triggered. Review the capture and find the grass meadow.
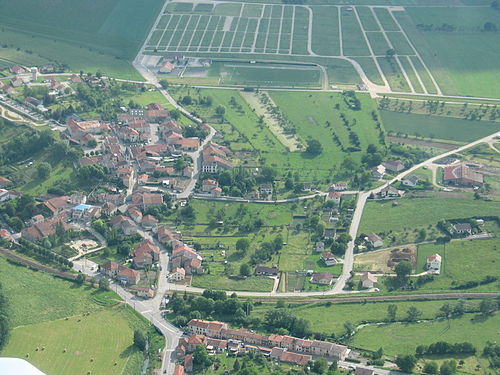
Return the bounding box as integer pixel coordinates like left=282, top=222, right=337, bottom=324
left=358, top=194, right=500, bottom=235
left=0, top=257, right=160, bottom=375
left=1, top=308, right=143, bottom=375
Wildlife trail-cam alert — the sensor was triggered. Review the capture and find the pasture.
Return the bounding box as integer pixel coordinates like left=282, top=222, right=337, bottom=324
left=380, top=110, right=500, bottom=142
left=1, top=308, right=143, bottom=375
left=358, top=194, right=500, bottom=235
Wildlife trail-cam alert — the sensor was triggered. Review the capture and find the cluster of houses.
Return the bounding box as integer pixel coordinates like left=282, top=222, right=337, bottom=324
left=175, top=319, right=350, bottom=371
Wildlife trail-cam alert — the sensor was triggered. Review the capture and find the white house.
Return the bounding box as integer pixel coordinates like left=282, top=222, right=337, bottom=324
left=371, top=164, right=386, bottom=180
left=326, top=192, right=341, bottom=204
left=170, top=267, right=186, bottom=281
left=426, top=253, right=442, bottom=273
left=361, top=272, right=378, bottom=289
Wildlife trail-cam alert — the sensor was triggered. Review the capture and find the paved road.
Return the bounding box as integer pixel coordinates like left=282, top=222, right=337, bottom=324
left=177, top=126, right=216, bottom=199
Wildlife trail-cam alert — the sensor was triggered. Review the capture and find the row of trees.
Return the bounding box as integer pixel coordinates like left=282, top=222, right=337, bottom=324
left=0, top=283, right=9, bottom=350
left=416, top=341, right=476, bottom=357
left=17, top=238, right=73, bottom=270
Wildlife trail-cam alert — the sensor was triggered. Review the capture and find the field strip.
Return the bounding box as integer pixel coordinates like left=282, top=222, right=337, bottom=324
left=239, top=18, right=250, bottom=52
left=338, top=5, right=343, bottom=56
left=240, top=91, right=303, bottom=152
left=250, top=6, right=265, bottom=52
left=352, top=7, right=389, bottom=87
left=222, top=16, right=232, bottom=32
left=305, top=6, right=315, bottom=55
left=405, top=55, right=428, bottom=94
left=176, top=15, right=192, bottom=51
left=230, top=6, right=244, bottom=49
left=187, top=16, right=203, bottom=50
left=370, top=7, right=414, bottom=92
left=197, top=15, right=212, bottom=51
left=288, top=6, right=296, bottom=55
left=164, top=16, right=181, bottom=49
left=275, top=5, right=285, bottom=54
left=224, top=64, right=319, bottom=71
left=387, top=8, right=442, bottom=95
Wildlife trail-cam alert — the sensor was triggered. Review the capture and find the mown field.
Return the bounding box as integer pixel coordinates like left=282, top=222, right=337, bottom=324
left=358, top=194, right=500, bottom=235
left=381, top=110, right=500, bottom=142
left=0, top=0, right=164, bottom=78
left=395, top=6, right=500, bottom=98
left=0, top=257, right=159, bottom=375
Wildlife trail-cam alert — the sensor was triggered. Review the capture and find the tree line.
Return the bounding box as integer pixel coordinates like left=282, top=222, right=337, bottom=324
left=0, top=283, right=9, bottom=350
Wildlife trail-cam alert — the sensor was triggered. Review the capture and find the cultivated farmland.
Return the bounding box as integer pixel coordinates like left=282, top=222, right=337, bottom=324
left=143, top=1, right=445, bottom=92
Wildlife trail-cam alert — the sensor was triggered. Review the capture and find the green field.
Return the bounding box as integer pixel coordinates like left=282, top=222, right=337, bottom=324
left=396, top=7, right=500, bottom=98
left=1, top=308, right=143, bottom=375
left=352, top=313, right=500, bottom=355
left=359, top=194, right=500, bottom=235
left=267, top=91, right=383, bottom=178
left=0, top=0, right=164, bottom=79
left=381, top=110, right=500, bottom=142
left=251, top=299, right=482, bottom=336
left=0, top=257, right=160, bottom=374
left=415, top=239, right=500, bottom=292
left=222, top=64, right=322, bottom=88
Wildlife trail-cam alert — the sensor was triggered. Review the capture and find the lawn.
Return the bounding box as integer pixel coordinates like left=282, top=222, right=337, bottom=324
left=1, top=308, right=143, bottom=375
left=358, top=194, right=500, bottom=235
left=380, top=110, right=500, bottom=142
left=0, top=0, right=165, bottom=79
left=352, top=313, right=500, bottom=356
left=415, top=238, right=500, bottom=292
left=395, top=7, right=500, bottom=98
